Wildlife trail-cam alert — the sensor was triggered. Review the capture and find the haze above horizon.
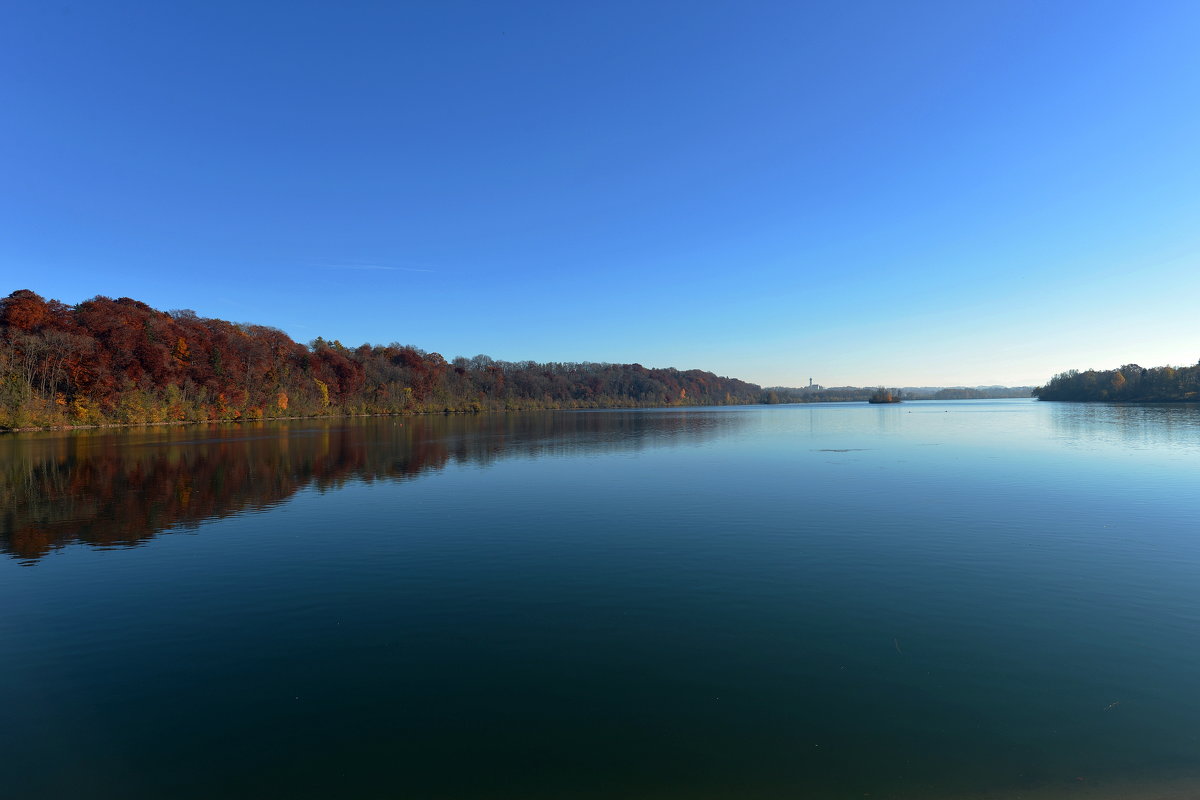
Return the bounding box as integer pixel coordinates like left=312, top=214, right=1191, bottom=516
left=3, top=1, right=1198, bottom=387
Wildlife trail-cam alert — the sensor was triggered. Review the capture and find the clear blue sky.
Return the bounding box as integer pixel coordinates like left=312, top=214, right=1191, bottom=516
left=3, top=1, right=1198, bottom=387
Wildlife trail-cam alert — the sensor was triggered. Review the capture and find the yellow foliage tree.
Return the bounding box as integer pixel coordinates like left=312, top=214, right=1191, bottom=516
left=172, top=337, right=190, bottom=365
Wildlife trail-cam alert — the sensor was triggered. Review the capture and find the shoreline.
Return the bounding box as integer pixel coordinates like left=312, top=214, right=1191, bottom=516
left=1, top=405, right=680, bottom=434
left=0, top=397, right=1045, bottom=434
left=0, top=410, right=419, bottom=434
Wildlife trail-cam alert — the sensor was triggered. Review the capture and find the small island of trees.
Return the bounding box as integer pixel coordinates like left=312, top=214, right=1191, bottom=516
left=868, top=388, right=902, bottom=404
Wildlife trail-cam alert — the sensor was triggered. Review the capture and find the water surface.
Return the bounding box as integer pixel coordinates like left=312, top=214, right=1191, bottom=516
left=3, top=400, right=1199, bottom=799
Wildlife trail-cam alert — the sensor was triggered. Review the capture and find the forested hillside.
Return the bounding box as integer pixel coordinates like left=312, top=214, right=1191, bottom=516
left=0, top=290, right=764, bottom=429
left=1034, top=364, right=1200, bottom=402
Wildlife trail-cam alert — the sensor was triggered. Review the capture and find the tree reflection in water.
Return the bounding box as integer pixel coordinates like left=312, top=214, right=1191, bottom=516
left=2, top=410, right=741, bottom=561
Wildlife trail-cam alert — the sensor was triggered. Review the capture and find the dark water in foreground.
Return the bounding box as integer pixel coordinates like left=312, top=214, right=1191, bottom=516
left=2, top=400, right=1199, bottom=799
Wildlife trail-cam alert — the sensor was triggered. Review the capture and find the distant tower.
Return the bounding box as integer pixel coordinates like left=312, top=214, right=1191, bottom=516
left=809, top=378, right=813, bottom=388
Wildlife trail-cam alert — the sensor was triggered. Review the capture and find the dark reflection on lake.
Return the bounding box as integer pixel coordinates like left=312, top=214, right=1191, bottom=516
left=1, top=410, right=737, bottom=561
left=2, top=400, right=1200, bottom=800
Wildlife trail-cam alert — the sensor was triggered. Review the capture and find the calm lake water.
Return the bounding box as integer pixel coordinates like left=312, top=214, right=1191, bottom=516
left=3, top=399, right=1199, bottom=799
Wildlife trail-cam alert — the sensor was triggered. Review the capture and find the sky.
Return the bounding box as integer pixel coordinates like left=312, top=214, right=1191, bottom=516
left=3, top=0, right=1199, bottom=388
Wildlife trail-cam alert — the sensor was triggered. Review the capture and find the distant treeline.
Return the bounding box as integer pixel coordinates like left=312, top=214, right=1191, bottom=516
left=763, top=385, right=1033, bottom=403
left=1034, top=363, right=1200, bottom=402
left=928, top=386, right=1035, bottom=400
left=762, top=387, right=882, bottom=403
left=0, top=290, right=765, bottom=429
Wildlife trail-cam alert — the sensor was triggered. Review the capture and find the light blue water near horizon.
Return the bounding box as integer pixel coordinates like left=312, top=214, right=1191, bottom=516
left=2, top=400, right=1199, bottom=799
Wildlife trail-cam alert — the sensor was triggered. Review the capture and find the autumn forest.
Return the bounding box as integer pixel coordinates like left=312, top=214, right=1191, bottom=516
left=0, top=290, right=765, bottom=429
